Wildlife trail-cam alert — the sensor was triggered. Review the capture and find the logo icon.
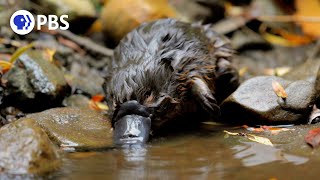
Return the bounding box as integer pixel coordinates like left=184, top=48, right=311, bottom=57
left=10, top=10, right=35, bottom=35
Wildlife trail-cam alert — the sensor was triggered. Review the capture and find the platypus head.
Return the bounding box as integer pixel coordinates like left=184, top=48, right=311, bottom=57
left=112, top=100, right=151, bottom=146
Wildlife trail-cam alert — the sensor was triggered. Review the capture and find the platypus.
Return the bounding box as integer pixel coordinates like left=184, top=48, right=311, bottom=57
left=104, top=18, right=239, bottom=145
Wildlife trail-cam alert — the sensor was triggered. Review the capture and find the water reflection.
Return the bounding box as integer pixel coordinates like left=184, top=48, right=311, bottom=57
left=121, top=144, right=147, bottom=162
left=232, top=141, right=309, bottom=167
left=53, top=129, right=320, bottom=179
left=117, top=144, right=148, bottom=179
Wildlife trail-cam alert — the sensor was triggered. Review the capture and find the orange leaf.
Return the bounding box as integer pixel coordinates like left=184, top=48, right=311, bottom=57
left=0, top=60, right=13, bottom=73
left=89, top=94, right=109, bottom=111
left=91, top=94, right=105, bottom=102
left=305, top=128, right=320, bottom=148
left=272, top=81, right=287, bottom=98
left=295, top=0, right=320, bottom=37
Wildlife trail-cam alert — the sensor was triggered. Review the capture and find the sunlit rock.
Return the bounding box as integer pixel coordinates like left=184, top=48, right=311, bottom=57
left=0, top=118, right=60, bottom=174
left=27, top=107, right=113, bottom=151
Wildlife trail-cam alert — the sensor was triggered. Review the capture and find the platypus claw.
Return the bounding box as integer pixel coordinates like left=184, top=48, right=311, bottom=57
left=197, top=90, right=221, bottom=117
left=192, top=78, right=221, bottom=118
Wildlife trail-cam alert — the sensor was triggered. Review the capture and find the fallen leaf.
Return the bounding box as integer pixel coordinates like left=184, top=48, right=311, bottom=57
left=261, top=126, right=294, bottom=135
left=43, top=48, right=56, bottom=63
left=247, top=134, right=273, bottom=146
left=9, top=43, right=34, bottom=63
left=86, top=19, right=103, bottom=34
left=224, top=130, right=241, bottom=136
left=262, top=32, right=295, bottom=47
left=259, top=23, right=314, bottom=46
left=0, top=60, right=12, bottom=73
left=295, top=0, right=320, bottom=37
left=239, top=67, right=248, bottom=77
left=272, top=81, right=287, bottom=98
left=305, top=128, right=320, bottom=148
left=243, top=125, right=264, bottom=132
left=224, top=130, right=273, bottom=146
left=92, top=94, right=105, bottom=102
left=89, top=94, right=109, bottom=111
left=264, top=67, right=291, bottom=76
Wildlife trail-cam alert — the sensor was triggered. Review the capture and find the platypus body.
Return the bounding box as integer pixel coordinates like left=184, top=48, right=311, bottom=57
left=104, top=18, right=239, bottom=145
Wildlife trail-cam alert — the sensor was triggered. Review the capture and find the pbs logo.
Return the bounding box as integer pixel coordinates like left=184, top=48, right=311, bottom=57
left=10, top=10, right=69, bottom=35
left=10, top=10, right=35, bottom=35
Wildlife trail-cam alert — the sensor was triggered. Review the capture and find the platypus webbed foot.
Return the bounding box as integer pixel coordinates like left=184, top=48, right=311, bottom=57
left=191, top=78, right=221, bottom=118
left=113, top=100, right=151, bottom=146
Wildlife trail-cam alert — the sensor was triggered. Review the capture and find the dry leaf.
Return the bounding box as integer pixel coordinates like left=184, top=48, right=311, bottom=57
left=272, top=81, right=287, bottom=98
left=239, top=67, right=248, bottom=77
left=44, top=48, right=56, bottom=63
left=264, top=67, right=291, bottom=76
left=246, top=134, right=273, bottom=146
left=224, top=130, right=241, bottom=136
left=9, top=43, right=34, bottom=64
left=89, top=94, right=109, bottom=111
left=0, top=60, right=12, bottom=73
left=295, top=0, right=320, bottom=37
left=261, top=126, right=294, bottom=135
left=305, top=128, right=320, bottom=148
left=260, top=24, right=314, bottom=46
left=243, top=125, right=264, bottom=132
left=92, top=94, right=105, bottom=102
left=224, top=130, right=273, bottom=146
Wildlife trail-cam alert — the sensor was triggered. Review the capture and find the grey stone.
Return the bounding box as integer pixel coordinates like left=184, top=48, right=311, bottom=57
left=3, top=50, right=70, bottom=111
left=221, top=76, right=316, bottom=124
left=0, top=118, right=60, bottom=174
left=27, top=107, right=113, bottom=151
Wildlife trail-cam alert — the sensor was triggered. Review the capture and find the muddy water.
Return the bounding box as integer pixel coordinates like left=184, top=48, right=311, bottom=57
left=53, top=125, right=320, bottom=180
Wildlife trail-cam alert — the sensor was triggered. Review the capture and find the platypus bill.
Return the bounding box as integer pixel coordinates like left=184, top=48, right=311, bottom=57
left=104, top=18, right=239, bottom=146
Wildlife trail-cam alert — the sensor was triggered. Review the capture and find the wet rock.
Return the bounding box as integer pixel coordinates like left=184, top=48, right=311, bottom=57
left=66, top=62, right=105, bottom=96
left=283, top=59, right=320, bottom=107
left=3, top=50, right=70, bottom=111
left=31, top=0, right=96, bottom=33
left=27, top=107, right=113, bottom=151
left=0, top=118, right=60, bottom=174
left=0, top=107, right=24, bottom=125
left=62, top=94, right=90, bottom=108
left=283, top=59, right=320, bottom=82
left=221, top=76, right=316, bottom=124
left=233, top=45, right=312, bottom=81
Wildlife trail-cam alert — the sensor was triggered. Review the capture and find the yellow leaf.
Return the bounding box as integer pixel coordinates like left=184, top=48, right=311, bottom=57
left=264, top=67, right=291, bottom=76
left=0, top=60, right=12, bottom=73
left=95, top=102, right=109, bottom=110
left=295, top=0, right=320, bottom=37
left=9, top=43, right=34, bottom=64
left=44, top=48, right=56, bottom=63
left=262, top=32, right=296, bottom=47
left=247, top=134, right=273, bottom=146
left=89, top=101, right=109, bottom=111
left=272, top=81, right=287, bottom=98
left=224, top=130, right=273, bottom=146
left=239, top=67, right=248, bottom=77
left=224, top=130, right=241, bottom=136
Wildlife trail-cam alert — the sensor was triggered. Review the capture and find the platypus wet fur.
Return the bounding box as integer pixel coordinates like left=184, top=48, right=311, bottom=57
left=104, top=18, right=239, bottom=145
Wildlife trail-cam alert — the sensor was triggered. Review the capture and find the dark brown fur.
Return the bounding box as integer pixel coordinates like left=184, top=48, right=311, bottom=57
left=104, top=19, right=239, bottom=130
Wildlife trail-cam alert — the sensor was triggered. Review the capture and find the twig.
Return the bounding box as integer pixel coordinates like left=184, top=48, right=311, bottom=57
left=55, top=29, right=113, bottom=57
left=212, top=16, right=250, bottom=35
left=257, top=15, right=320, bottom=23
